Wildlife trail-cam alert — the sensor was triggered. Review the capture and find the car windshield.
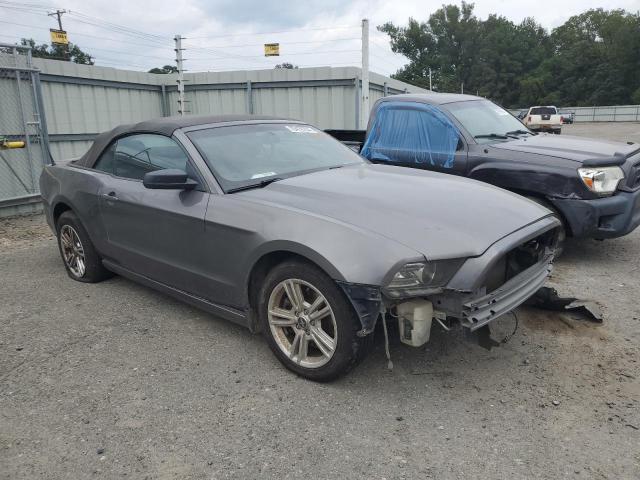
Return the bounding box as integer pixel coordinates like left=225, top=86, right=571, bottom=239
left=187, top=123, right=365, bottom=192
left=445, top=100, right=531, bottom=143
left=530, top=107, right=557, bottom=115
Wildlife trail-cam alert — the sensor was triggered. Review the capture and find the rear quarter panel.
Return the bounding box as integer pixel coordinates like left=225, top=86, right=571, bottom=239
left=40, top=164, right=110, bottom=253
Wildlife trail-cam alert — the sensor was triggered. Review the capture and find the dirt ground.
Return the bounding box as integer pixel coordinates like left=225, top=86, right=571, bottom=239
left=564, top=122, right=640, bottom=143
left=1, top=123, right=639, bottom=479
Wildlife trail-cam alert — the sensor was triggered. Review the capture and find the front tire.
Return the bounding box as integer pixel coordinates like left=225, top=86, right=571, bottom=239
left=56, top=211, right=113, bottom=283
left=258, top=261, right=370, bottom=381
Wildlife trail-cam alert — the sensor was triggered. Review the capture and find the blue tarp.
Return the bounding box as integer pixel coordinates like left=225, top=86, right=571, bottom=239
left=360, top=101, right=460, bottom=168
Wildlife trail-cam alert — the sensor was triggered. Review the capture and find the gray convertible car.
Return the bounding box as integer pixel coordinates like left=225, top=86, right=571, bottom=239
left=40, top=115, right=560, bottom=381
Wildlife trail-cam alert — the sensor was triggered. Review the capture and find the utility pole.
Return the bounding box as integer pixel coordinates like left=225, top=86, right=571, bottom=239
left=48, top=9, right=68, bottom=60
left=174, top=35, right=186, bottom=116
left=429, top=68, right=432, bottom=91
left=360, top=18, right=370, bottom=129
left=48, top=9, right=65, bottom=30
left=461, top=82, right=464, bottom=94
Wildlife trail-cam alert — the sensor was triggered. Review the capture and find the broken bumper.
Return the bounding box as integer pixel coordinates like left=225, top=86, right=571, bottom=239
left=340, top=215, right=559, bottom=337
left=551, top=188, right=640, bottom=239
left=461, top=254, right=552, bottom=331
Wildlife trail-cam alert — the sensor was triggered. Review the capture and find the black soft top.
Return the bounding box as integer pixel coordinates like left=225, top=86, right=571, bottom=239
left=76, top=114, right=288, bottom=168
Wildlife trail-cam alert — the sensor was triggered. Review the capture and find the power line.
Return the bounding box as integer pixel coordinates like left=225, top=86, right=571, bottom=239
left=0, top=0, right=172, bottom=44
left=188, top=49, right=361, bottom=61
left=0, top=3, right=172, bottom=47
left=183, top=37, right=360, bottom=50
left=0, top=20, right=175, bottom=51
left=0, top=34, right=173, bottom=62
left=185, top=61, right=360, bottom=73
left=47, top=9, right=66, bottom=31
left=186, top=24, right=359, bottom=40
left=64, top=12, right=172, bottom=45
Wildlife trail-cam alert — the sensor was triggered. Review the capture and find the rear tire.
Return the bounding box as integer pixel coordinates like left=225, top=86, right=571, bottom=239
left=56, top=211, right=113, bottom=283
left=258, top=260, right=370, bottom=381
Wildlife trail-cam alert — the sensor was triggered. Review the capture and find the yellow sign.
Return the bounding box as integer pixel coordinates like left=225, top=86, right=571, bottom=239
left=264, top=43, right=280, bottom=57
left=50, top=29, right=69, bottom=45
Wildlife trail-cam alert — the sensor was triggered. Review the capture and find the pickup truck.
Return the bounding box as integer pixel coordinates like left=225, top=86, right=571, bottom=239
left=523, top=105, right=563, bottom=134
left=327, top=93, right=640, bottom=251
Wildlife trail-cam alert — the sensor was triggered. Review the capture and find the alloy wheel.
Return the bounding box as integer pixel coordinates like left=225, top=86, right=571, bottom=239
left=267, top=278, right=338, bottom=369
left=60, top=224, right=86, bottom=277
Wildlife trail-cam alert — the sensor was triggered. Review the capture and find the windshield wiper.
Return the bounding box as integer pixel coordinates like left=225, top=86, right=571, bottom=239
left=505, top=129, right=535, bottom=136
left=474, top=133, right=510, bottom=140
left=226, top=177, right=283, bottom=193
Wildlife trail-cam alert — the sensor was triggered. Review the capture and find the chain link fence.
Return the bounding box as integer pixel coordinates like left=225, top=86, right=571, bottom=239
left=0, top=43, right=50, bottom=216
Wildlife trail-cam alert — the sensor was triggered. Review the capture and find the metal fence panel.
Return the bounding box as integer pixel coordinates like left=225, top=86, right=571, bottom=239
left=1, top=58, right=426, bottom=214
left=511, top=105, right=640, bottom=122
left=0, top=46, right=50, bottom=215
left=252, top=85, right=356, bottom=129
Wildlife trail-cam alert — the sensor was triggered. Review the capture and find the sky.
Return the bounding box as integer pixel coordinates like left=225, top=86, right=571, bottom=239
left=1, top=0, right=638, bottom=76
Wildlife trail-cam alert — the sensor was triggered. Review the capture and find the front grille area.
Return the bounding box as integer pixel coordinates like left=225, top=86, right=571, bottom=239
left=484, top=228, right=557, bottom=293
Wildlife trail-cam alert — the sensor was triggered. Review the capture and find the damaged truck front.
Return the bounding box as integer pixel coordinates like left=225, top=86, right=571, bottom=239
left=327, top=93, right=640, bottom=253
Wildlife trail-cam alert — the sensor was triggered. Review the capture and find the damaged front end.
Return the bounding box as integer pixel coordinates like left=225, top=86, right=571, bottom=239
left=339, top=216, right=560, bottom=348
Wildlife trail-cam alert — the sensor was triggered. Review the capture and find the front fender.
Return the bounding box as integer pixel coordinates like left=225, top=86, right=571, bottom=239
left=242, top=239, right=347, bottom=284
left=468, top=160, right=585, bottom=200
left=219, top=196, right=424, bottom=310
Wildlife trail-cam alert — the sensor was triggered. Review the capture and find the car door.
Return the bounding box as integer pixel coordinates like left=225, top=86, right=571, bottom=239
left=93, top=133, right=213, bottom=298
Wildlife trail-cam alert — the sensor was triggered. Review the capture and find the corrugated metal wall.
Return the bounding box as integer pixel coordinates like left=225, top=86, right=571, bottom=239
left=30, top=59, right=426, bottom=162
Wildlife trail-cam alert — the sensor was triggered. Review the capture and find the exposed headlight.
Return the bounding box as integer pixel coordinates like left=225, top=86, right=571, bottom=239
left=578, top=166, right=624, bottom=195
left=384, top=259, right=464, bottom=298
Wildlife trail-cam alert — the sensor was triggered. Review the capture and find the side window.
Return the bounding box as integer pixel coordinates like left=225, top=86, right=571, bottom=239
left=113, top=134, right=190, bottom=181
left=94, top=142, right=116, bottom=174
left=361, top=104, right=461, bottom=169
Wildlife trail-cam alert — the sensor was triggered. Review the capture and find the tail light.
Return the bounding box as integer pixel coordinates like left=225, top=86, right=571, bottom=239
left=560, top=116, right=564, bottom=123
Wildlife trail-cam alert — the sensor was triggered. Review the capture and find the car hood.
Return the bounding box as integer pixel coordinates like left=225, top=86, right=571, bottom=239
left=491, top=134, right=638, bottom=163
left=235, top=164, right=552, bottom=259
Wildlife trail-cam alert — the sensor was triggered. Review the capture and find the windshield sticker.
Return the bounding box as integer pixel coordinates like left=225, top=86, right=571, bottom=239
left=251, top=172, right=277, bottom=179
left=285, top=125, right=318, bottom=134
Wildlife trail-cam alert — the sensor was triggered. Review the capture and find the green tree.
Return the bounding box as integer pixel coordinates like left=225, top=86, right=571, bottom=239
left=20, top=38, right=93, bottom=64
left=148, top=65, right=178, bottom=74
left=379, top=2, right=480, bottom=92
left=536, top=9, right=640, bottom=106
left=378, top=4, right=640, bottom=107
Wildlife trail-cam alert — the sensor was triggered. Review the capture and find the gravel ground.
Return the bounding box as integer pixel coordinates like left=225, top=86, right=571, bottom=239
left=1, top=124, right=639, bottom=479
left=563, top=122, right=640, bottom=143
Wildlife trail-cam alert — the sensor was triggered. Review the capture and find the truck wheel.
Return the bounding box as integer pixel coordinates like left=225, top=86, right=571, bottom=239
left=553, top=129, right=562, bottom=135
left=56, top=211, right=113, bottom=283
left=258, top=260, right=370, bottom=382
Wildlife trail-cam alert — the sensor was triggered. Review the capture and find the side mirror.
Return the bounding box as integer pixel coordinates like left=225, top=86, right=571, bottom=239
left=143, top=169, right=198, bottom=190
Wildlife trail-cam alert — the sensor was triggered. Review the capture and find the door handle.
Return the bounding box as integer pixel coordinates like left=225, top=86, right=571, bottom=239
left=102, top=191, right=119, bottom=201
